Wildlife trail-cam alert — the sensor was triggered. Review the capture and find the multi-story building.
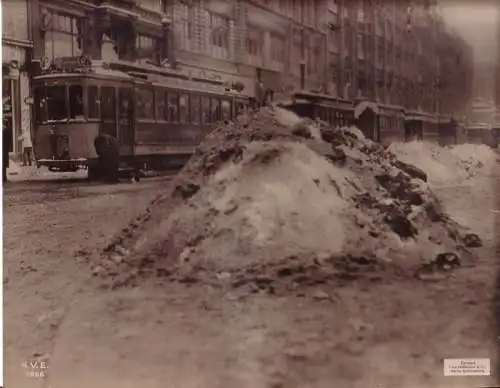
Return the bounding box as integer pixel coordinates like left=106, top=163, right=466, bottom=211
left=19, top=0, right=473, bottom=145
left=2, top=0, right=34, bottom=158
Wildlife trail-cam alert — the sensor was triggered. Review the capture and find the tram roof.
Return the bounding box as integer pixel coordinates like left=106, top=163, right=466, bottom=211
left=33, top=59, right=248, bottom=97
left=292, top=91, right=353, bottom=105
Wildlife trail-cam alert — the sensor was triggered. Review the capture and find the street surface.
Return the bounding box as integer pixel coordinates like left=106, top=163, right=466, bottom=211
left=3, top=170, right=500, bottom=388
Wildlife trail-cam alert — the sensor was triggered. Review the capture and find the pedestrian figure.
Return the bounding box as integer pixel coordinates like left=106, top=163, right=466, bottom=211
left=18, top=130, right=33, bottom=166
left=94, top=133, right=120, bottom=183
left=3, top=123, right=11, bottom=183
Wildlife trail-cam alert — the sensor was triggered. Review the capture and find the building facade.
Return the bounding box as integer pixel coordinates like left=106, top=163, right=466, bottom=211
left=22, top=0, right=474, bottom=140
left=2, top=0, right=34, bottom=158
left=165, top=0, right=472, bottom=119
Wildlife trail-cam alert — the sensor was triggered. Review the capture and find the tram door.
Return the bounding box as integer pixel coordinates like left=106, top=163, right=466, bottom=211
left=118, top=87, right=134, bottom=155
left=100, top=86, right=118, bottom=138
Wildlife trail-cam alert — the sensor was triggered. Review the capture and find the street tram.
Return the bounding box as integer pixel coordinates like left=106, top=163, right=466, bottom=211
left=32, top=57, right=249, bottom=177
left=405, top=110, right=439, bottom=142
left=466, top=123, right=498, bottom=148
left=354, top=100, right=405, bottom=144
left=282, top=91, right=355, bottom=128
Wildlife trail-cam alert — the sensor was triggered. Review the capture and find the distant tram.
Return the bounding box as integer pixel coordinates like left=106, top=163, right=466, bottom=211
left=466, top=123, right=498, bottom=148
left=354, top=100, right=405, bottom=144
left=282, top=91, right=355, bottom=128
left=405, top=111, right=439, bottom=142
left=32, top=57, right=249, bottom=178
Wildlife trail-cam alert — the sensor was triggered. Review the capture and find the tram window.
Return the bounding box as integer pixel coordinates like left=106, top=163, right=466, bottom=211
left=211, top=98, right=221, bottom=122
left=201, top=96, right=210, bottom=124
left=137, top=87, right=154, bottom=119
left=69, top=85, right=84, bottom=119
left=235, top=101, right=244, bottom=116
left=155, top=90, right=167, bottom=122
left=34, top=87, right=47, bottom=123
left=167, top=92, right=178, bottom=123
left=179, top=93, right=189, bottom=124
left=87, top=86, right=99, bottom=119
left=46, top=85, right=67, bottom=121
left=101, top=87, right=116, bottom=120
left=118, top=88, right=133, bottom=119
left=190, top=95, right=200, bottom=124
left=221, top=99, right=231, bottom=121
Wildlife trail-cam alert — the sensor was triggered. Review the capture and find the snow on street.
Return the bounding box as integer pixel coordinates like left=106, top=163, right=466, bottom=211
left=3, top=150, right=500, bottom=388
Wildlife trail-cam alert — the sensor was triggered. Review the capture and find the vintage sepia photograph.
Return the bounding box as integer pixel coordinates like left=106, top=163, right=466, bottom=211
left=2, top=0, right=500, bottom=386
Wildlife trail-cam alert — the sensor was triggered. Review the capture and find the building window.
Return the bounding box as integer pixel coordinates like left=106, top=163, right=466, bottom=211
left=328, top=27, right=339, bottom=53
left=136, top=34, right=160, bottom=62
left=278, top=0, right=288, bottom=13
left=270, top=33, right=286, bottom=63
left=43, top=10, right=83, bottom=61
left=308, top=36, right=323, bottom=75
left=246, top=26, right=263, bottom=58
left=208, top=11, right=230, bottom=59
left=176, top=4, right=194, bottom=51
left=357, top=34, right=364, bottom=58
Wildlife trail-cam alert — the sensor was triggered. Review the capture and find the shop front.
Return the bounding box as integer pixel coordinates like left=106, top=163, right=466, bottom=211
left=3, top=66, right=17, bottom=155
left=2, top=45, right=31, bottom=160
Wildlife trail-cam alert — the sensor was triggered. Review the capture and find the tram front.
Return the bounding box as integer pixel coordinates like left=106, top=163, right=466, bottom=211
left=33, top=75, right=99, bottom=172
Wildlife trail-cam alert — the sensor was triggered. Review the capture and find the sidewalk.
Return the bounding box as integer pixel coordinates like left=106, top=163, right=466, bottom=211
left=6, top=160, right=87, bottom=182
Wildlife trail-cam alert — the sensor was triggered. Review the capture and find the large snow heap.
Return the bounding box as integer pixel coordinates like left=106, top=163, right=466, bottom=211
left=388, top=141, right=497, bottom=186
left=96, top=107, right=482, bottom=290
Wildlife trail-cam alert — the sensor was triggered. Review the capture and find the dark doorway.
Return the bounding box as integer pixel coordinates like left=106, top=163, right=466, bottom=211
left=357, top=108, right=377, bottom=141
left=3, top=78, right=14, bottom=153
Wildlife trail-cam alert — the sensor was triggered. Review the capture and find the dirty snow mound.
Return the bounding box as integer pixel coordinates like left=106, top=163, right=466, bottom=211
left=450, top=143, right=497, bottom=172
left=97, top=108, right=481, bottom=291
left=389, top=141, right=497, bottom=186
left=164, top=141, right=351, bottom=270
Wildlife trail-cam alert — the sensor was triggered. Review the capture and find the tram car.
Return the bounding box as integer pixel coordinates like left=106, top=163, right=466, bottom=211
left=437, top=117, right=466, bottom=146
left=492, top=126, right=500, bottom=148
left=466, top=122, right=498, bottom=148
left=32, top=57, right=249, bottom=178
left=354, top=100, right=405, bottom=144
left=282, top=91, right=355, bottom=128
left=405, top=111, right=439, bottom=142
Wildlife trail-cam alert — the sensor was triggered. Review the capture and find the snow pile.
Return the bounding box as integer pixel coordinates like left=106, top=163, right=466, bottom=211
left=96, top=108, right=481, bottom=291
left=6, top=159, right=23, bottom=176
left=450, top=143, right=497, bottom=175
left=388, top=141, right=497, bottom=186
